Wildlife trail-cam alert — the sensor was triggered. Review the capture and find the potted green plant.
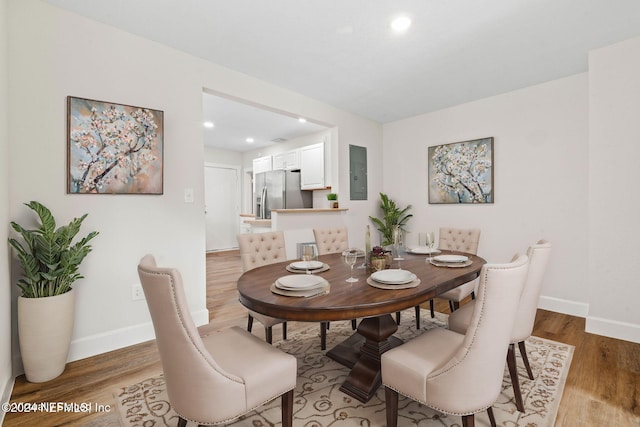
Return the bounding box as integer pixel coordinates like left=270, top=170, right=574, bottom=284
left=327, top=193, right=339, bottom=208
left=8, top=201, right=99, bottom=382
left=368, top=193, right=412, bottom=246
left=368, top=245, right=390, bottom=271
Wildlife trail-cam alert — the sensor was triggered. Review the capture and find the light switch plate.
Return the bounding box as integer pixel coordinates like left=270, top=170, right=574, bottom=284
left=184, top=188, right=194, bottom=203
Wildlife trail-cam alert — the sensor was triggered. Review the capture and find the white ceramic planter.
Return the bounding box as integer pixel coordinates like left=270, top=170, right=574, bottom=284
left=18, top=289, right=75, bottom=383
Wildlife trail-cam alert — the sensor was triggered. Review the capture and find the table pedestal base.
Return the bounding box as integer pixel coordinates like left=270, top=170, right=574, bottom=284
left=326, top=314, right=402, bottom=403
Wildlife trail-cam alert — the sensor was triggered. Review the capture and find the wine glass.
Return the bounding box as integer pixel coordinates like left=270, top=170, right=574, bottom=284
left=425, top=232, right=436, bottom=261
left=392, top=225, right=404, bottom=269
left=344, top=249, right=359, bottom=282
left=302, top=245, right=316, bottom=274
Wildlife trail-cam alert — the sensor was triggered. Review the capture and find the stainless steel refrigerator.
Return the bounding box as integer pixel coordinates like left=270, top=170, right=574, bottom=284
left=254, top=170, right=312, bottom=219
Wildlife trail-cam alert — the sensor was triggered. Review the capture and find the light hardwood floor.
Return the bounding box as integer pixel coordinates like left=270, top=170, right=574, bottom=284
left=5, top=251, right=640, bottom=426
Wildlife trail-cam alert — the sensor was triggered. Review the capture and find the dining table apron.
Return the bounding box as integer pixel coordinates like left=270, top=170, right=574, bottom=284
left=237, top=250, right=485, bottom=403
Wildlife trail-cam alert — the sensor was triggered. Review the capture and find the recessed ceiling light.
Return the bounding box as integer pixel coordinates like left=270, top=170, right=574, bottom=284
left=203, top=121, right=215, bottom=128
left=298, top=117, right=307, bottom=123
left=246, top=137, right=255, bottom=143
left=391, top=16, right=412, bottom=33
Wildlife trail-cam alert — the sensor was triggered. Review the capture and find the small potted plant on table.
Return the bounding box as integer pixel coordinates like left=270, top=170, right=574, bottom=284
left=368, top=245, right=390, bottom=271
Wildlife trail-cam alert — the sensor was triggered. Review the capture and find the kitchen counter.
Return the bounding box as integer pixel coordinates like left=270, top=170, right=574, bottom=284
left=271, top=208, right=348, bottom=214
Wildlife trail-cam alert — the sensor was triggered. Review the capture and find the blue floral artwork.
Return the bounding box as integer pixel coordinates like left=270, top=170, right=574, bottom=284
left=428, top=137, right=493, bottom=204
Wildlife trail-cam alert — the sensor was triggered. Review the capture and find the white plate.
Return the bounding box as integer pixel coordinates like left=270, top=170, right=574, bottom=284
left=289, top=260, right=324, bottom=270
left=276, top=275, right=325, bottom=290
left=409, top=246, right=440, bottom=255
left=370, top=269, right=416, bottom=284
left=433, top=254, right=469, bottom=263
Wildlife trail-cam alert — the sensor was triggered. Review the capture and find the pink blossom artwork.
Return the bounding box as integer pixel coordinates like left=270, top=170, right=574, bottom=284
left=428, top=137, right=493, bottom=204
left=67, top=96, right=163, bottom=194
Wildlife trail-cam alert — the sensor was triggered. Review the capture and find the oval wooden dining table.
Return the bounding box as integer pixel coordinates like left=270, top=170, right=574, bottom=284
left=237, top=250, right=486, bottom=403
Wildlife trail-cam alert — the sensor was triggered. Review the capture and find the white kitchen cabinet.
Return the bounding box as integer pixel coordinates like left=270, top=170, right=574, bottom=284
left=300, top=142, right=325, bottom=189
left=272, top=149, right=299, bottom=170
left=252, top=155, right=272, bottom=174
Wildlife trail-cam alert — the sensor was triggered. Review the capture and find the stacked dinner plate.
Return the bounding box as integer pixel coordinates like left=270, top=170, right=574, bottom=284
left=429, top=254, right=472, bottom=268
left=286, top=260, right=328, bottom=274
left=271, top=274, right=330, bottom=297
left=367, top=269, right=420, bottom=289
left=407, top=246, right=441, bottom=255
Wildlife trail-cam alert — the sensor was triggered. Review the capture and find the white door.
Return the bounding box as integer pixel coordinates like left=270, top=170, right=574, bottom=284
left=204, top=165, right=240, bottom=251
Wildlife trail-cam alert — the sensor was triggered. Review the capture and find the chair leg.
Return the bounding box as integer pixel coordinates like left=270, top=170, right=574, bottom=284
left=177, top=417, right=188, bottom=427
left=414, top=305, right=421, bottom=329
left=395, top=311, right=401, bottom=324
left=320, top=322, right=327, bottom=350
left=429, top=299, right=435, bottom=318
left=385, top=387, right=399, bottom=427
left=451, top=301, right=460, bottom=311
left=471, top=291, right=476, bottom=300
left=518, top=340, right=534, bottom=380
left=487, top=407, right=496, bottom=427
left=461, top=414, right=475, bottom=427
left=247, top=314, right=254, bottom=332
left=507, top=343, right=525, bottom=412
left=449, top=300, right=455, bottom=312
left=351, top=319, right=357, bottom=330
left=265, top=326, right=273, bottom=344
left=282, top=322, right=287, bottom=341
left=281, top=389, right=294, bottom=427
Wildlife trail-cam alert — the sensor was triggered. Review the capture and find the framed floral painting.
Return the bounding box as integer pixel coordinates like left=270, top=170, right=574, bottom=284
left=428, top=137, right=494, bottom=204
left=67, top=96, right=164, bottom=194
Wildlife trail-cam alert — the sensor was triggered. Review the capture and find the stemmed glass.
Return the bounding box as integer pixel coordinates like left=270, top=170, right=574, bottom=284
left=344, top=249, right=359, bottom=282
left=302, top=245, right=316, bottom=275
left=392, top=225, right=404, bottom=269
left=425, top=232, right=436, bottom=261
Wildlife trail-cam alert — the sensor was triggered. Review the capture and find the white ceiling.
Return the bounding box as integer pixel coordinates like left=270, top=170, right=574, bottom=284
left=46, top=0, right=640, bottom=149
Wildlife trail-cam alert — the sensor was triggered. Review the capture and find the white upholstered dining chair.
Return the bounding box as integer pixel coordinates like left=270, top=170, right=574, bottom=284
left=382, top=254, right=529, bottom=427
left=137, top=255, right=297, bottom=426
left=237, top=231, right=288, bottom=344
left=448, top=240, right=552, bottom=412
left=313, top=227, right=357, bottom=350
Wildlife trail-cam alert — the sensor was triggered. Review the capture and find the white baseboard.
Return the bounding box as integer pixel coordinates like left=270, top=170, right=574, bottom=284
left=538, top=295, right=589, bottom=318
left=586, top=316, right=640, bottom=344
left=67, top=309, right=209, bottom=362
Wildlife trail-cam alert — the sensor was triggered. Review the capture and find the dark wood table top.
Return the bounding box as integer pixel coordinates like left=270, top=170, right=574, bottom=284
left=237, top=250, right=485, bottom=322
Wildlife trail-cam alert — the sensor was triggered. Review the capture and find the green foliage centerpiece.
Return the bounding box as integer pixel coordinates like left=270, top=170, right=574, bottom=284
left=368, top=193, right=412, bottom=246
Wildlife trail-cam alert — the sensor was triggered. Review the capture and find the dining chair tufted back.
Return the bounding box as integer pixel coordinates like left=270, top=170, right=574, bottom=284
left=313, top=227, right=349, bottom=255
left=438, top=227, right=481, bottom=253
left=237, top=231, right=287, bottom=273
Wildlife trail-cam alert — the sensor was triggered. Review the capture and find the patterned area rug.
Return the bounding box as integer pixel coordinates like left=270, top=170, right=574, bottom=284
left=114, top=311, right=573, bottom=427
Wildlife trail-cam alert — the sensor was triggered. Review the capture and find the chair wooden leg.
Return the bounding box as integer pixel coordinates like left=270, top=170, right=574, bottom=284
left=487, top=407, right=496, bottom=427
left=320, top=322, right=327, bottom=350
left=414, top=305, right=421, bottom=329
left=451, top=301, right=460, bottom=311
left=518, top=340, right=534, bottom=380
left=471, top=291, right=476, bottom=300
left=351, top=319, right=357, bottom=330
left=282, top=322, right=287, bottom=341
left=462, top=414, right=475, bottom=427
left=429, top=299, right=435, bottom=318
left=265, top=326, right=273, bottom=344
left=281, top=389, right=294, bottom=427
left=449, top=300, right=455, bottom=312
left=395, top=311, right=401, bottom=324
left=507, top=343, right=525, bottom=412
left=177, top=417, right=188, bottom=427
left=385, top=387, right=399, bottom=427
left=247, top=314, right=254, bottom=332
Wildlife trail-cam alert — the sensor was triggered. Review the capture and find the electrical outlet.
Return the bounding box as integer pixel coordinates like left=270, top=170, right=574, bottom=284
left=132, top=284, right=145, bottom=301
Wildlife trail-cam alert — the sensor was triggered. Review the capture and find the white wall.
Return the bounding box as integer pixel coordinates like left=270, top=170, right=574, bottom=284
left=588, top=36, right=640, bottom=342
left=1, top=0, right=14, bottom=415
left=383, top=74, right=590, bottom=318
left=6, top=0, right=382, bottom=368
